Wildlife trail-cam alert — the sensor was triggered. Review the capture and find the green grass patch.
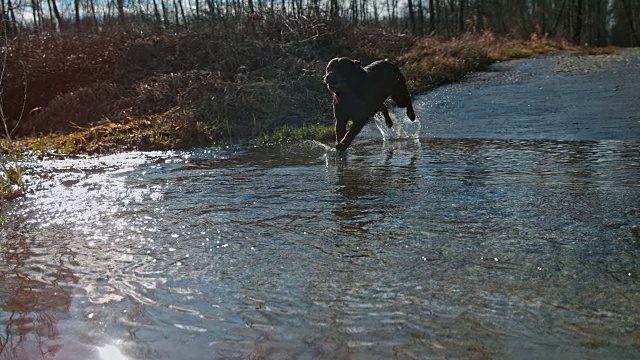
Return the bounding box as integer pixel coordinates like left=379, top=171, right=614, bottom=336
left=1, top=155, right=25, bottom=201
left=257, top=124, right=335, bottom=144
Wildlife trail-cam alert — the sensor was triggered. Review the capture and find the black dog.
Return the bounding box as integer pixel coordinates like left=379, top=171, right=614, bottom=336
left=323, top=57, right=416, bottom=151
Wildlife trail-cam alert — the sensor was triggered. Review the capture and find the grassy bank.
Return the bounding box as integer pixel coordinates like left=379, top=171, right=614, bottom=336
left=0, top=155, right=24, bottom=200
left=0, top=19, right=572, bottom=156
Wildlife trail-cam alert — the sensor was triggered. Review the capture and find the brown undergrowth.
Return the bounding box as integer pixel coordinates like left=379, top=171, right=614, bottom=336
left=0, top=18, right=573, bottom=156
left=400, top=31, right=569, bottom=93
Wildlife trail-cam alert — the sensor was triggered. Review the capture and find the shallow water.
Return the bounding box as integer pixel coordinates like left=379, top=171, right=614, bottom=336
left=2, top=52, right=640, bottom=359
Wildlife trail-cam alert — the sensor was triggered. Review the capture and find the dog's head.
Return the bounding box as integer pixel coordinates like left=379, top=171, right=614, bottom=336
left=324, top=57, right=366, bottom=94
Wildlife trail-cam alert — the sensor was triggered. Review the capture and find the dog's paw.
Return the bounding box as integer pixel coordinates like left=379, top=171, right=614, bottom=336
left=407, top=108, right=416, bottom=121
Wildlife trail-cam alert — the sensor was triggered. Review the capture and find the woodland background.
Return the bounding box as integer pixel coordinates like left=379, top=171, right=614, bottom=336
left=2, top=0, right=638, bottom=45
left=0, top=0, right=637, bottom=153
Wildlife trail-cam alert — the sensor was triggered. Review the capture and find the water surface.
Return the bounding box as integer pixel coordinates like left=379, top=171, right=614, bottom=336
left=1, top=51, right=639, bottom=359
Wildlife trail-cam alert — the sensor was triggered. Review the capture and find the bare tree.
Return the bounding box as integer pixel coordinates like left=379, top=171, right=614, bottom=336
left=5, top=0, right=19, bottom=34
left=75, top=0, right=81, bottom=29
left=49, top=0, right=64, bottom=30
left=407, top=0, right=416, bottom=34
left=428, top=0, right=435, bottom=33
left=151, top=0, right=162, bottom=24
left=574, top=0, right=583, bottom=43
left=178, top=0, right=186, bottom=24
left=161, top=0, right=169, bottom=26
left=459, top=0, right=465, bottom=33
left=87, top=0, right=99, bottom=29
left=621, top=0, right=640, bottom=45
left=117, top=0, right=126, bottom=24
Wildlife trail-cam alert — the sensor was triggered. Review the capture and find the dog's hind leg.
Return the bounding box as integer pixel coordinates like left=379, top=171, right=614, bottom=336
left=391, top=75, right=416, bottom=121
left=381, top=105, right=393, bottom=128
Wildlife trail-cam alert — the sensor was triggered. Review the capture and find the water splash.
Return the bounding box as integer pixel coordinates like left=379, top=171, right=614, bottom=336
left=373, top=109, right=421, bottom=140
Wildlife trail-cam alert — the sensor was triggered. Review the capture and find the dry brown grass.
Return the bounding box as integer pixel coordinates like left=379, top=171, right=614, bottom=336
left=11, top=108, right=209, bottom=155
left=24, top=82, right=120, bottom=133
left=399, top=31, right=567, bottom=93
left=399, top=35, right=490, bottom=92
left=1, top=19, right=576, bottom=154
left=2, top=18, right=337, bottom=141
left=2, top=33, right=122, bottom=129
left=571, top=46, right=619, bottom=56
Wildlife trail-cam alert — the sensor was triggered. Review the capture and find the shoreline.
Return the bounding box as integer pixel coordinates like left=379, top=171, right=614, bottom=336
left=0, top=27, right=573, bottom=157
left=2, top=43, right=629, bottom=158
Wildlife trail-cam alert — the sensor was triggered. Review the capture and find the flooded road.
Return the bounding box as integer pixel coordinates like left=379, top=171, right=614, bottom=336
left=2, top=50, right=639, bottom=359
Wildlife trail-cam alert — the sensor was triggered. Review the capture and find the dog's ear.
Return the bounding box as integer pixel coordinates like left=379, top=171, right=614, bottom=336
left=351, top=59, right=366, bottom=82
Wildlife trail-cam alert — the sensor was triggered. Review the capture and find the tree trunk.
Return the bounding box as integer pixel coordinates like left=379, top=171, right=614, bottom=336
left=6, top=0, right=19, bottom=34
left=552, top=0, right=566, bottom=35
left=573, top=0, right=583, bottom=44
left=428, top=0, right=435, bottom=33
left=350, top=0, right=357, bottom=24
left=161, top=0, right=170, bottom=26
left=74, top=0, right=81, bottom=30
left=407, top=0, right=416, bottom=35
left=49, top=0, right=64, bottom=30
left=417, top=0, right=423, bottom=34
left=459, top=0, right=465, bottom=33
left=172, top=0, right=180, bottom=25
left=475, top=0, right=483, bottom=31
left=385, top=0, right=391, bottom=26
left=372, top=0, right=378, bottom=24
left=178, top=0, right=187, bottom=24
left=621, top=0, right=640, bottom=45
left=89, top=0, right=99, bottom=30
left=31, top=0, right=40, bottom=32
left=448, top=0, right=454, bottom=34
left=117, top=0, right=126, bottom=24
left=152, top=0, right=162, bottom=24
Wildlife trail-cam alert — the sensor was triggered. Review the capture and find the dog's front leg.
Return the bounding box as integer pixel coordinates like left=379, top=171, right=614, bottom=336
left=337, top=118, right=367, bottom=151
left=333, top=101, right=348, bottom=146
left=335, top=119, right=347, bottom=148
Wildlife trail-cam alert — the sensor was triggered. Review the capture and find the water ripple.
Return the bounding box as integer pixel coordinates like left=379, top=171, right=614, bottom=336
left=2, top=138, right=639, bottom=359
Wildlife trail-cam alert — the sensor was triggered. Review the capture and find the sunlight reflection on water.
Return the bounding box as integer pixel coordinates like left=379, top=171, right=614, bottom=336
left=2, top=138, right=639, bottom=360
left=4, top=51, right=639, bottom=359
